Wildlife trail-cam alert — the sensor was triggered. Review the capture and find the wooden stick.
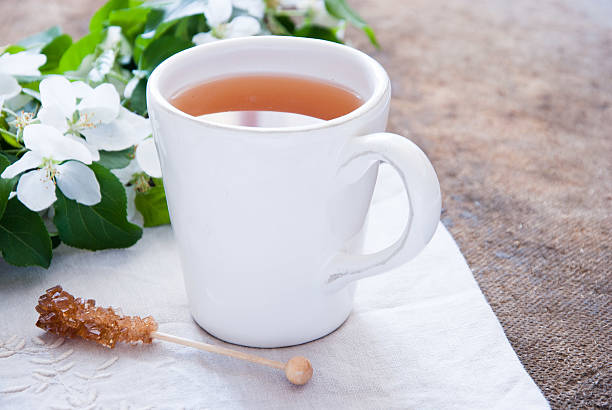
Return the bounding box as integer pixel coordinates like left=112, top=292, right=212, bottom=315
left=152, top=331, right=285, bottom=368
left=151, top=331, right=313, bottom=385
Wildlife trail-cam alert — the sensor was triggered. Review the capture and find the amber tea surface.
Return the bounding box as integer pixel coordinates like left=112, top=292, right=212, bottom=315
left=170, top=74, right=364, bottom=127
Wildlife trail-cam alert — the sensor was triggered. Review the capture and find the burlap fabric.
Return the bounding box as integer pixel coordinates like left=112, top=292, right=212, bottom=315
left=1, top=0, right=610, bottom=408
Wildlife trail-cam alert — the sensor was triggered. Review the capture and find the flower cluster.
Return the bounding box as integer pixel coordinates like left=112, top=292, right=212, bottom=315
left=1, top=73, right=160, bottom=212
left=0, top=0, right=375, bottom=269
left=192, top=0, right=348, bottom=44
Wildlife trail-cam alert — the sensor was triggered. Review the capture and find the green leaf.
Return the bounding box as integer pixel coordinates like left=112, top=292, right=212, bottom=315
left=90, top=0, right=130, bottom=32
left=2, top=45, right=26, bottom=54
left=96, top=147, right=135, bottom=169
left=0, top=154, right=15, bottom=219
left=20, top=81, right=42, bottom=93
left=142, top=8, right=166, bottom=34
left=135, top=178, right=170, bottom=227
left=51, top=235, right=62, bottom=249
left=39, top=34, right=73, bottom=74
left=0, top=129, right=21, bottom=148
left=0, top=116, right=22, bottom=150
left=109, top=8, right=151, bottom=42
left=267, top=14, right=296, bottom=35
left=134, top=0, right=208, bottom=63
left=58, top=31, right=104, bottom=73
left=294, top=24, right=342, bottom=43
left=54, top=164, right=142, bottom=250
left=135, top=13, right=206, bottom=66
left=138, top=36, right=193, bottom=73
left=133, top=36, right=153, bottom=65
left=144, top=0, right=209, bottom=30
left=133, top=10, right=172, bottom=63
left=17, top=26, right=62, bottom=50
left=324, top=0, right=379, bottom=47
left=0, top=198, right=52, bottom=268
left=173, top=14, right=209, bottom=42
left=127, top=78, right=148, bottom=116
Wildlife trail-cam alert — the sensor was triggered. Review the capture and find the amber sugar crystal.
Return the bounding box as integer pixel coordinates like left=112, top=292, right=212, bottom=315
left=35, top=285, right=158, bottom=348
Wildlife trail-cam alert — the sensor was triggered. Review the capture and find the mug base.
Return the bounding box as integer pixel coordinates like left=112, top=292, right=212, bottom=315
left=190, top=308, right=353, bottom=348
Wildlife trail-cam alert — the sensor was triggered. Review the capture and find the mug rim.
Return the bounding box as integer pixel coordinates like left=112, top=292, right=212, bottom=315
left=147, top=36, right=390, bottom=134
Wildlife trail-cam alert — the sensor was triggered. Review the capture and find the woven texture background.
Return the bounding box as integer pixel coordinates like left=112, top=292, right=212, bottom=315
left=1, top=0, right=610, bottom=408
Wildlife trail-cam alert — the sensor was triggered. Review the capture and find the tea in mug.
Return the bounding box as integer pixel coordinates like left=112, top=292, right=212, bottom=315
left=170, top=74, right=364, bottom=127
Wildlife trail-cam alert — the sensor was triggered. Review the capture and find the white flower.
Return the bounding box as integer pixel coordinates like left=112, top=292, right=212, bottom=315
left=109, top=111, right=161, bottom=179
left=1, top=124, right=100, bottom=212
left=63, top=27, right=131, bottom=86
left=193, top=16, right=261, bottom=44
left=88, top=26, right=132, bottom=83
left=193, top=0, right=261, bottom=44
left=0, top=51, right=46, bottom=101
left=38, top=76, right=117, bottom=134
left=279, top=0, right=343, bottom=34
left=83, top=106, right=147, bottom=152
left=37, top=76, right=142, bottom=155
left=232, top=0, right=265, bottom=19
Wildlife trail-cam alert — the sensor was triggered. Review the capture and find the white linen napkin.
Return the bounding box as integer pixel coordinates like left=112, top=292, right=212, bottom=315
left=0, top=165, right=548, bottom=409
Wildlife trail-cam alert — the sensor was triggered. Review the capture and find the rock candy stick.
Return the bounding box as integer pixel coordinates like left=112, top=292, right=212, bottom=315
left=35, top=285, right=312, bottom=385
left=36, top=285, right=157, bottom=348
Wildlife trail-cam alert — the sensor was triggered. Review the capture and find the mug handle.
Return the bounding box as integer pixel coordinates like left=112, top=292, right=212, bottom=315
left=325, top=132, right=441, bottom=292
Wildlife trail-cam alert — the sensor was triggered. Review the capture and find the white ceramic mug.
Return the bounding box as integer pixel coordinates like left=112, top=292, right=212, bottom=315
left=147, top=36, right=441, bottom=348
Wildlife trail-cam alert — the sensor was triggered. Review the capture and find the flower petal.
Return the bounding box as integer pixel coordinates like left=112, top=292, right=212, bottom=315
left=83, top=141, right=100, bottom=162
left=1, top=151, right=43, bottom=179
left=16, top=169, right=57, bottom=211
left=39, top=76, right=76, bottom=119
left=77, top=83, right=120, bottom=124
left=123, top=76, right=140, bottom=99
left=0, top=51, right=46, bottom=76
left=56, top=161, right=101, bottom=206
left=23, top=124, right=93, bottom=163
left=71, top=81, right=94, bottom=99
left=225, top=16, right=261, bottom=38
left=37, top=105, right=69, bottom=133
left=136, top=138, right=162, bottom=178
left=63, top=133, right=100, bottom=162
left=204, top=0, right=233, bottom=27
left=124, top=183, right=140, bottom=224
left=122, top=107, right=151, bottom=139
left=102, top=26, right=122, bottom=50
left=232, top=0, right=264, bottom=18
left=81, top=107, right=150, bottom=151
left=0, top=73, right=21, bottom=100
left=192, top=32, right=218, bottom=45
left=112, top=158, right=141, bottom=185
